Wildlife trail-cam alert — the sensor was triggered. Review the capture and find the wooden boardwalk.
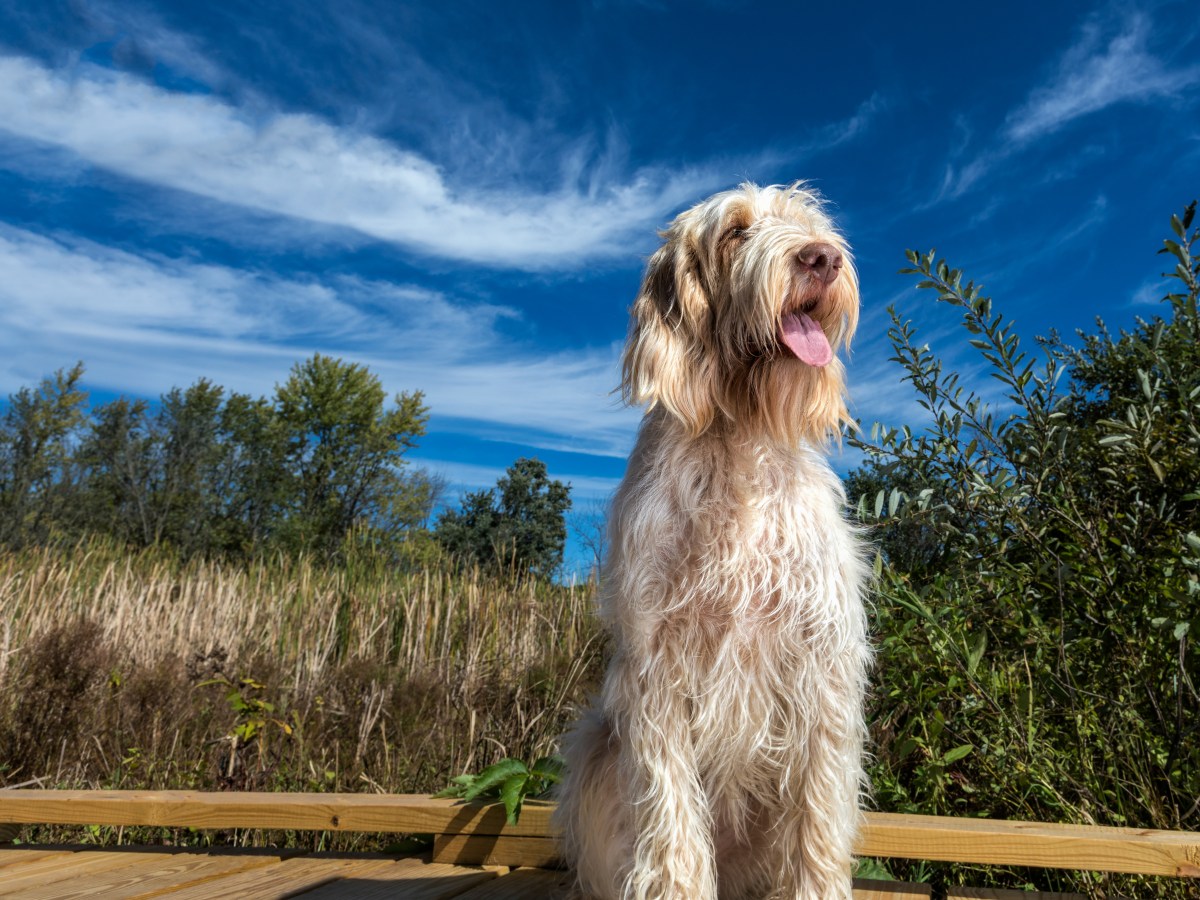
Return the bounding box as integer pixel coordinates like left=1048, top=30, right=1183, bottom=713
left=0, top=845, right=938, bottom=899
left=1, top=791, right=1196, bottom=898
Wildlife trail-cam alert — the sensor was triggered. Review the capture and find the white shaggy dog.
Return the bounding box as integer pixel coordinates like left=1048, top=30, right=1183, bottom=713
left=556, top=183, right=869, bottom=900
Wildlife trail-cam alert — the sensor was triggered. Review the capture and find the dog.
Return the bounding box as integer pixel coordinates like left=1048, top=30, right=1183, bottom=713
left=556, top=183, right=869, bottom=900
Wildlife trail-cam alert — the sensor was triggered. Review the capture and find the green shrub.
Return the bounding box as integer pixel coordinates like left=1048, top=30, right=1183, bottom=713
left=849, top=202, right=1198, bottom=897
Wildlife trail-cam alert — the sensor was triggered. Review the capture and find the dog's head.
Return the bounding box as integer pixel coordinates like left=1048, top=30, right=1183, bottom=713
left=622, top=182, right=858, bottom=445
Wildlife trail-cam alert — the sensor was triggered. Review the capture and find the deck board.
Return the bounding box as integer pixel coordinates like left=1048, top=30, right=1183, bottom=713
left=0, top=848, right=182, bottom=893
left=293, top=857, right=499, bottom=899
left=449, top=868, right=570, bottom=899
left=0, top=844, right=1163, bottom=898
left=146, top=855, right=405, bottom=899
left=2, top=849, right=290, bottom=900
left=0, top=847, right=76, bottom=871
left=853, top=879, right=932, bottom=898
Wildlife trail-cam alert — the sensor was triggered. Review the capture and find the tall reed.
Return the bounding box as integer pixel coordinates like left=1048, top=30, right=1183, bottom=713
left=0, top=538, right=603, bottom=846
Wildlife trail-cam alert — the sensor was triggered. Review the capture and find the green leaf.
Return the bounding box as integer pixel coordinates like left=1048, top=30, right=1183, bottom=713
left=499, top=773, right=527, bottom=825
left=461, top=758, right=529, bottom=802
left=1161, top=239, right=1184, bottom=262
left=967, top=632, right=987, bottom=676
left=942, top=744, right=974, bottom=764
left=529, top=755, right=566, bottom=787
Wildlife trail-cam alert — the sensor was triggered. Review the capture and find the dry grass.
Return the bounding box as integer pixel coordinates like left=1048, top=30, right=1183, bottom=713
left=0, top=538, right=604, bottom=847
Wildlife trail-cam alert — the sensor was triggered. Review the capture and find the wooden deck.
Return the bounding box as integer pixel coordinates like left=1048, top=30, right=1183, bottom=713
left=0, top=845, right=940, bottom=899
left=1, top=791, right=1196, bottom=898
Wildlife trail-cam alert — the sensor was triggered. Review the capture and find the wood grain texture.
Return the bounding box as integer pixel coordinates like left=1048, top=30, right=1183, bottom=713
left=858, top=812, right=1200, bottom=877
left=853, top=880, right=932, bottom=899
left=432, top=834, right=560, bottom=868
left=449, top=867, right=570, bottom=900
left=0, top=847, right=75, bottom=870
left=1, top=851, right=288, bottom=900
left=285, top=858, right=497, bottom=900
left=0, top=791, right=554, bottom=837
left=0, top=848, right=181, bottom=893
left=144, top=856, right=403, bottom=900
left=2, top=792, right=1197, bottom=878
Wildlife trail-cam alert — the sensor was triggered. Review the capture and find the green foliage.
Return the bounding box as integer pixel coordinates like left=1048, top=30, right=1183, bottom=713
left=199, top=674, right=296, bottom=786
left=849, top=202, right=1198, bottom=895
left=274, top=354, right=430, bottom=555
left=436, top=457, right=572, bottom=579
left=434, top=755, right=564, bottom=825
left=0, top=354, right=435, bottom=565
left=0, top=362, right=89, bottom=546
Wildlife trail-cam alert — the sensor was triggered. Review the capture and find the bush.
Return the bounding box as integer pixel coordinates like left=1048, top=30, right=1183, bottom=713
left=849, top=202, right=1198, bottom=897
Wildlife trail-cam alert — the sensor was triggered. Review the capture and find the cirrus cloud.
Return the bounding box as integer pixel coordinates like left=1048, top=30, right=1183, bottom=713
left=0, top=54, right=723, bottom=270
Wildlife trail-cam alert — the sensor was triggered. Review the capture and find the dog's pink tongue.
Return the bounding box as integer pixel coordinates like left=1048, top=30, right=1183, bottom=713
left=779, top=313, right=833, bottom=367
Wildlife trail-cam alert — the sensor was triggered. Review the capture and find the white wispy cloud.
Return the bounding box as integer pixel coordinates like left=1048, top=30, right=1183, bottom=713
left=1005, top=12, right=1200, bottom=144
left=0, top=54, right=722, bottom=270
left=0, top=224, right=641, bottom=455
left=933, top=12, right=1199, bottom=204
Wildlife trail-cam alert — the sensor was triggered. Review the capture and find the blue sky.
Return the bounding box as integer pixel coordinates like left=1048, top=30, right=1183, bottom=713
left=1, top=0, right=1198, bottom=574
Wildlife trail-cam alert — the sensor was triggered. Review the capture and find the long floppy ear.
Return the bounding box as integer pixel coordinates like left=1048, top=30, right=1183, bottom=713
left=620, top=238, right=716, bottom=436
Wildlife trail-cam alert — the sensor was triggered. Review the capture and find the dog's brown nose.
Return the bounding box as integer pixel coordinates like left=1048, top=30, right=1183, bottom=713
left=799, top=242, right=843, bottom=285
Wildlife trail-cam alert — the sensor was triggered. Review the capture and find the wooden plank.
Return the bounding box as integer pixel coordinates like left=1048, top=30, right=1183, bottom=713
left=1, top=792, right=1197, bottom=878
left=294, top=857, right=498, bottom=900
left=145, top=855, right=403, bottom=899
left=451, top=868, right=570, bottom=900
left=0, top=848, right=182, bottom=892
left=858, top=812, right=1200, bottom=878
left=432, top=834, right=560, bottom=868
left=2, top=849, right=289, bottom=900
left=947, top=890, right=1085, bottom=899
left=854, top=879, right=932, bottom=898
left=0, top=847, right=76, bottom=871
left=0, top=791, right=553, bottom=838
left=4, top=850, right=198, bottom=900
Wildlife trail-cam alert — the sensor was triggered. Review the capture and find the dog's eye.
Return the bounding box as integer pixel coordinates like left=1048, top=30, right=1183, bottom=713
left=724, top=226, right=748, bottom=242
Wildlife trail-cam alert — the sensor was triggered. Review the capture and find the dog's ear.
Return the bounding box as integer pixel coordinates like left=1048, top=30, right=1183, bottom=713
left=621, top=238, right=716, bottom=436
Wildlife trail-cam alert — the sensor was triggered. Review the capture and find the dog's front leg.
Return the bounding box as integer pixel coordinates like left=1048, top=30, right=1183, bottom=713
left=611, top=662, right=717, bottom=900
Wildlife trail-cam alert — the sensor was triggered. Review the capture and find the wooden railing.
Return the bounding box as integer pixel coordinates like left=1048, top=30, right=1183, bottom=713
left=1, top=790, right=1197, bottom=881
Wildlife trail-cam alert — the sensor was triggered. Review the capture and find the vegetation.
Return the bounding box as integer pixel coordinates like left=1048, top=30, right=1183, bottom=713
left=0, top=354, right=441, bottom=561
left=435, top=457, right=572, bottom=579
left=434, top=754, right=564, bottom=825
left=0, top=204, right=1195, bottom=898
left=0, top=537, right=601, bottom=848
left=848, top=202, right=1198, bottom=897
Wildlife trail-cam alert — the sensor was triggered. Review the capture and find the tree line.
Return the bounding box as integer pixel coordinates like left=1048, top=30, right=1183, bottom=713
left=0, top=354, right=571, bottom=577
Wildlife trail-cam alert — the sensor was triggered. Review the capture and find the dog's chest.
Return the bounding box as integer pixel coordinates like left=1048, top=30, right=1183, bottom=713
left=605, top=427, right=864, bottom=648
left=687, top=446, right=856, bottom=608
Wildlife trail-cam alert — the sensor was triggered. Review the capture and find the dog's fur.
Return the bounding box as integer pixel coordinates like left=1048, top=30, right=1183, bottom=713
left=555, top=183, right=869, bottom=900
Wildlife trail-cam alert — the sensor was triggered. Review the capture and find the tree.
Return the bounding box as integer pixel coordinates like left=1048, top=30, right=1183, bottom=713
left=216, top=392, right=290, bottom=555
left=0, top=363, right=88, bottom=546
left=76, top=396, right=155, bottom=545
left=571, top=498, right=610, bottom=581
left=437, top=458, right=572, bottom=579
left=274, top=354, right=429, bottom=555
left=152, top=380, right=228, bottom=555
